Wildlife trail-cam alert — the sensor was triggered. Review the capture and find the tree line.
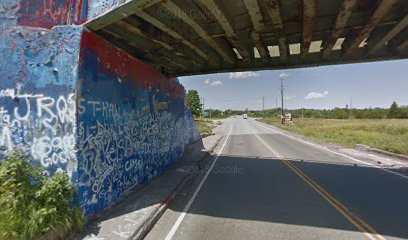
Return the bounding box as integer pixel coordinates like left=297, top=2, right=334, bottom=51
left=186, top=90, right=408, bottom=119
left=245, top=102, right=408, bottom=119
left=248, top=102, right=408, bottom=119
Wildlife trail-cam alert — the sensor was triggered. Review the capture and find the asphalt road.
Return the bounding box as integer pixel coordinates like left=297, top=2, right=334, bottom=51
left=145, top=118, right=408, bottom=240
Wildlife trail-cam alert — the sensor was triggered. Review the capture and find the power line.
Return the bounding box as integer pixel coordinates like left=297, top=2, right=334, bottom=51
left=212, top=96, right=275, bottom=102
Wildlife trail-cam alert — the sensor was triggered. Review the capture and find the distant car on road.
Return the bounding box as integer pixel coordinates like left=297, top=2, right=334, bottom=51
left=243, top=114, right=248, bottom=119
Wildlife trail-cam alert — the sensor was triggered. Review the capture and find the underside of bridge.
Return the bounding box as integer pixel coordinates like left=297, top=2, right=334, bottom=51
left=86, top=0, right=408, bottom=77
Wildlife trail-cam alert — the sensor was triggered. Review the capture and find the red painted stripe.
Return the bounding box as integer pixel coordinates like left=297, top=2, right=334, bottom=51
left=80, top=31, right=185, bottom=99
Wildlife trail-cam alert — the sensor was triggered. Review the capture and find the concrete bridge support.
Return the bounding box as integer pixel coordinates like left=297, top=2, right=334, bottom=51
left=0, top=0, right=199, bottom=217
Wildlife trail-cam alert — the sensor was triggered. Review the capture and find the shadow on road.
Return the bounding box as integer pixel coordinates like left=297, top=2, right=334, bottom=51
left=72, top=130, right=408, bottom=240
left=167, top=151, right=408, bottom=239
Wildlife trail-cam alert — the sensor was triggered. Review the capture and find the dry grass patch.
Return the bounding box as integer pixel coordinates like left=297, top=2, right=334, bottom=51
left=259, top=118, right=408, bottom=155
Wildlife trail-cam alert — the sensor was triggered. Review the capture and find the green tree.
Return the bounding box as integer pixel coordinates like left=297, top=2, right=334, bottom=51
left=388, top=101, right=402, bottom=119
left=186, top=89, right=202, bottom=118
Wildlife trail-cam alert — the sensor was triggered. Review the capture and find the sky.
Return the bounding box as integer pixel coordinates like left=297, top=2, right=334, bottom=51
left=179, top=59, right=408, bottom=110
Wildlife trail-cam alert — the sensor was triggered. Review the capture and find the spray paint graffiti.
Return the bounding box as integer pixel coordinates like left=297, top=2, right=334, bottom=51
left=0, top=91, right=77, bottom=177
left=74, top=31, right=199, bottom=216
left=76, top=98, right=186, bottom=213
left=17, top=0, right=87, bottom=28
left=1, top=10, right=199, bottom=217
left=0, top=0, right=20, bottom=30
left=0, top=24, right=82, bottom=179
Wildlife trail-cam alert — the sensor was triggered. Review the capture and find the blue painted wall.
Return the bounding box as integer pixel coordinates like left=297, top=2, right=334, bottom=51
left=0, top=23, right=83, bottom=180
left=0, top=0, right=199, bottom=218
left=87, top=0, right=121, bottom=21
left=75, top=31, right=198, bottom=217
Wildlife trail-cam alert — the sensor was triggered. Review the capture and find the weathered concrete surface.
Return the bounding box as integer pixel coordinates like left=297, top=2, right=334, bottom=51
left=71, top=131, right=223, bottom=240
left=76, top=30, right=199, bottom=217
left=0, top=24, right=83, bottom=178
left=0, top=0, right=199, bottom=218
left=87, top=0, right=122, bottom=21
left=17, top=0, right=87, bottom=28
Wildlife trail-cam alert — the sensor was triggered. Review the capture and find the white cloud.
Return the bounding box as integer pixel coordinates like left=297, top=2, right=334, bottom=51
left=305, top=91, right=329, bottom=100
left=279, top=72, right=290, bottom=78
left=210, top=80, right=223, bottom=86
left=229, top=71, right=260, bottom=79
left=204, top=78, right=222, bottom=86
left=284, top=95, right=296, bottom=100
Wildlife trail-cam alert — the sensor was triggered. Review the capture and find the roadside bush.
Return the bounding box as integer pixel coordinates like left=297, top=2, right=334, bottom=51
left=0, top=153, right=84, bottom=240
left=195, top=119, right=215, bottom=138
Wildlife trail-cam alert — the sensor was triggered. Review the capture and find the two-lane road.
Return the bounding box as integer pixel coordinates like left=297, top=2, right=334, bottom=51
left=146, top=118, right=408, bottom=240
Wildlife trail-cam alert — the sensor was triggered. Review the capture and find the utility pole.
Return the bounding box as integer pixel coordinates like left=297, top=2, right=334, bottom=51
left=202, top=98, right=205, bottom=118
left=280, top=78, right=284, bottom=118
left=302, top=108, right=304, bottom=118
left=349, top=97, right=353, bottom=118
left=262, top=96, right=265, bottom=117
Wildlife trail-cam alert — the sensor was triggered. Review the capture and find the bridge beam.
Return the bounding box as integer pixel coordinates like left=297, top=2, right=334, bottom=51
left=301, top=0, right=317, bottom=57
left=82, top=0, right=408, bottom=76
left=344, top=0, right=397, bottom=58
left=369, top=14, right=408, bottom=54
left=265, top=0, right=288, bottom=62
left=118, top=18, right=204, bottom=68
left=161, top=0, right=235, bottom=64
left=243, top=0, right=270, bottom=62
left=322, top=0, right=357, bottom=59
left=134, top=11, right=212, bottom=65
left=103, top=24, right=192, bottom=71
left=117, top=20, right=173, bottom=51
left=396, top=40, right=408, bottom=53
left=85, top=0, right=163, bottom=30
left=196, top=0, right=251, bottom=62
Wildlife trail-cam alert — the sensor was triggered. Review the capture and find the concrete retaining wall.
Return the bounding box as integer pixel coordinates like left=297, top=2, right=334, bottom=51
left=87, top=0, right=121, bottom=20
left=0, top=0, right=199, bottom=218
left=0, top=24, right=83, bottom=178
left=76, top=31, right=199, bottom=216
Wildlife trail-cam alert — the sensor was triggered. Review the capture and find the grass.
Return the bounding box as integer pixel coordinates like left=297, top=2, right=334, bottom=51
left=195, top=119, right=216, bottom=138
left=0, top=153, right=84, bottom=240
left=258, top=118, right=408, bottom=156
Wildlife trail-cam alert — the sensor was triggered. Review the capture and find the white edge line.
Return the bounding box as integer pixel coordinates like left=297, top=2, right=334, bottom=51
left=252, top=120, right=408, bottom=180
left=164, top=124, right=234, bottom=240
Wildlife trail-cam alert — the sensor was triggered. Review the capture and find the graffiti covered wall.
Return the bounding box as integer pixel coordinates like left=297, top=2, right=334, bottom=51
left=0, top=0, right=199, bottom=218
left=87, top=0, right=121, bottom=21
left=17, top=0, right=87, bottom=28
left=2, top=0, right=125, bottom=30
left=0, top=24, right=83, bottom=180
left=75, top=31, right=198, bottom=216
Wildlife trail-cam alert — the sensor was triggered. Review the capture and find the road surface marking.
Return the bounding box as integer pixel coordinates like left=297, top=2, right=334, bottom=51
left=164, top=123, right=234, bottom=240
left=254, top=133, right=386, bottom=240
left=252, top=120, right=408, bottom=180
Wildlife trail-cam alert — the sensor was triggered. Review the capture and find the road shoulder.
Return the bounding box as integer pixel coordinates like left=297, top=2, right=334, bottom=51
left=70, top=132, right=224, bottom=240
left=253, top=119, right=408, bottom=178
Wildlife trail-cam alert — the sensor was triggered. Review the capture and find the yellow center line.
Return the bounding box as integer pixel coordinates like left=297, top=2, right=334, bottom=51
left=282, top=158, right=387, bottom=240
left=254, top=134, right=386, bottom=240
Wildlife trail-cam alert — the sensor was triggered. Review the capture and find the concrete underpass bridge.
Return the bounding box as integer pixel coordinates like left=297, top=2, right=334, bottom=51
left=1, top=0, right=408, bottom=220
left=86, top=0, right=408, bottom=77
